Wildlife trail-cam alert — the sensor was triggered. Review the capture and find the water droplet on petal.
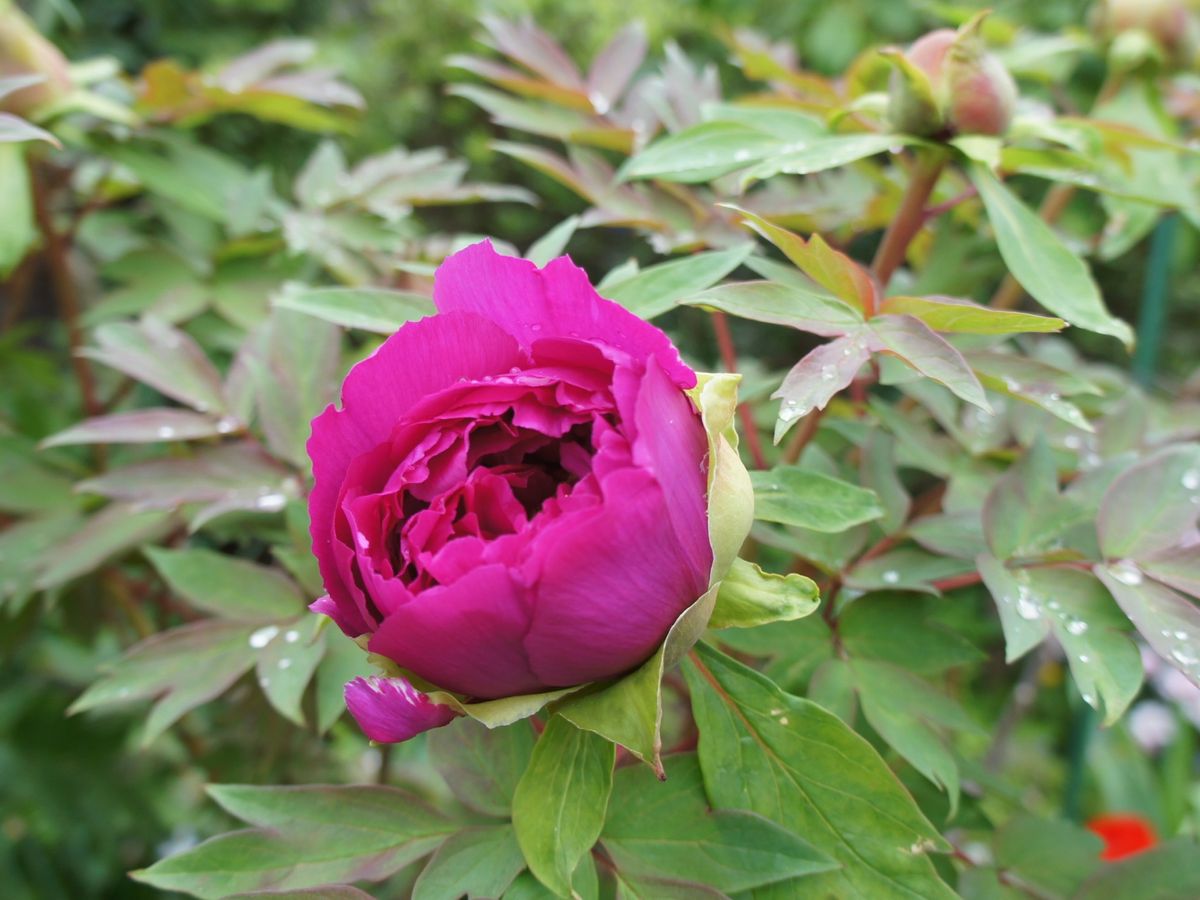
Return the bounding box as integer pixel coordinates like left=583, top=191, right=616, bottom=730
left=1111, top=560, right=1143, bottom=586
left=249, top=625, right=279, bottom=649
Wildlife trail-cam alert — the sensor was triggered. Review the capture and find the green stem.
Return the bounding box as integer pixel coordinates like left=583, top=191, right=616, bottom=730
left=1132, top=214, right=1177, bottom=387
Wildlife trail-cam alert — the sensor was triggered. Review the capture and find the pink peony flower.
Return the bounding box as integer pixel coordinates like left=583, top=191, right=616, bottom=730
left=308, top=241, right=744, bottom=743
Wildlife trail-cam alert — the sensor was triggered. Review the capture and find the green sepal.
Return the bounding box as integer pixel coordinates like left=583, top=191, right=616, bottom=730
left=709, top=557, right=820, bottom=630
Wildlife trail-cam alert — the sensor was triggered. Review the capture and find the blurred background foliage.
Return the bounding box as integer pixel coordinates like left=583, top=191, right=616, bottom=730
left=3, top=0, right=1200, bottom=897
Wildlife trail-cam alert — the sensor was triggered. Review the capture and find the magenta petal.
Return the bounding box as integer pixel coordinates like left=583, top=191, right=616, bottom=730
left=523, top=468, right=709, bottom=686
left=368, top=564, right=543, bottom=699
left=433, top=241, right=696, bottom=389
left=309, top=594, right=369, bottom=637
left=631, top=355, right=712, bottom=580
left=344, top=675, right=458, bottom=743
left=308, top=312, right=525, bottom=631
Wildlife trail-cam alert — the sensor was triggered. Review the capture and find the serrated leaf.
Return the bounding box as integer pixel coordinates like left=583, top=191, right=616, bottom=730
left=602, top=245, right=752, bottom=319
left=412, top=826, right=525, bottom=900
left=685, top=644, right=956, bottom=899
left=601, top=754, right=835, bottom=892
left=968, top=163, right=1133, bottom=346
left=428, top=718, right=534, bottom=818
left=878, top=295, right=1064, bottom=334
left=751, top=465, right=883, bottom=532
left=512, top=716, right=614, bottom=897
left=146, top=547, right=305, bottom=620
left=709, top=557, right=820, bottom=629
left=273, top=284, right=434, bottom=334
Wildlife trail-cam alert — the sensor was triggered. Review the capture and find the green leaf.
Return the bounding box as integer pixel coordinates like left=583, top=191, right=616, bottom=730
left=35, top=503, right=176, bottom=591
left=878, top=295, right=1064, bottom=334
left=601, top=754, right=835, bottom=892
left=619, top=121, right=786, bottom=183
left=134, top=784, right=456, bottom=898
left=685, top=644, right=956, bottom=898
left=428, top=718, right=534, bottom=818
left=0, top=143, right=36, bottom=275
left=685, top=279, right=862, bottom=335
left=1075, top=838, right=1200, bottom=899
left=977, top=554, right=1052, bottom=662
left=0, top=111, right=56, bottom=145
left=870, top=314, right=991, bottom=411
left=555, top=585, right=716, bottom=773
left=772, top=332, right=873, bottom=441
left=743, top=133, right=912, bottom=183
left=709, top=557, right=820, bottom=629
left=254, top=616, right=327, bottom=727
left=525, top=215, right=580, bottom=266
left=315, top=632, right=372, bottom=733
left=861, top=429, right=911, bottom=534
left=226, top=887, right=375, bottom=899
left=840, top=594, right=985, bottom=674
left=750, top=465, right=884, bottom=532
left=967, top=163, right=1133, bottom=346
left=845, top=546, right=974, bottom=595
left=412, top=826, right=525, bottom=900
left=145, top=547, right=305, bottom=621
left=512, top=716, right=614, bottom=897
left=982, top=437, right=1076, bottom=561
left=273, top=284, right=434, bottom=334
left=42, top=409, right=232, bottom=447
left=849, top=659, right=980, bottom=810
left=106, top=137, right=254, bottom=224
left=70, top=620, right=258, bottom=745
left=602, top=245, right=752, bottom=319
left=1098, top=444, right=1200, bottom=560
left=993, top=815, right=1103, bottom=898
left=1096, top=564, right=1200, bottom=687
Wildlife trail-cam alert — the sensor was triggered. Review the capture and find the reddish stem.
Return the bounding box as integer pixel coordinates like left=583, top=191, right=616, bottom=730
left=710, top=310, right=768, bottom=469
left=931, top=571, right=984, bottom=592
left=871, top=150, right=947, bottom=289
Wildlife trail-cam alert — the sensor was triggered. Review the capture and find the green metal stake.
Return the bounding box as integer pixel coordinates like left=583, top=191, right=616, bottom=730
left=1132, top=213, right=1178, bottom=387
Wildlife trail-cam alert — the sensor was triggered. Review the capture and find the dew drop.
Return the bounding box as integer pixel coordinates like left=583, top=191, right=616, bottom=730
left=1015, top=588, right=1040, bottom=621
left=1066, top=618, right=1088, bottom=636
left=255, top=493, right=287, bottom=512
left=156, top=425, right=176, bottom=439
left=356, top=533, right=370, bottom=550
left=1183, top=469, right=1200, bottom=491
left=733, top=148, right=752, bottom=162
left=882, top=570, right=900, bottom=584
left=1171, top=647, right=1198, bottom=667
left=778, top=716, right=789, bottom=726
left=258, top=675, right=270, bottom=688
left=249, top=625, right=279, bottom=649
left=277, top=658, right=292, bottom=670
left=1110, top=560, right=1143, bottom=586
left=116, top=687, right=131, bottom=699
left=769, top=707, right=783, bottom=716
left=1063, top=435, right=1082, bottom=450
left=215, top=416, right=240, bottom=434
left=284, top=629, right=300, bottom=643
left=1175, top=630, right=1189, bottom=641
left=1081, top=692, right=1096, bottom=706
left=530, top=323, right=543, bottom=332
left=819, top=364, right=836, bottom=382
left=1047, top=600, right=1061, bottom=611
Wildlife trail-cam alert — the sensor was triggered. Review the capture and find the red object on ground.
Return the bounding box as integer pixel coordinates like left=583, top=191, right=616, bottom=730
left=1086, top=814, right=1159, bottom=861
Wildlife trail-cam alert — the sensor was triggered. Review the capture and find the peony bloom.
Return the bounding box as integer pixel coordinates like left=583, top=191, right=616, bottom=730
left=1086, top=814, right=1158, bottom=861
left=308, top=241, right=750, bottom=743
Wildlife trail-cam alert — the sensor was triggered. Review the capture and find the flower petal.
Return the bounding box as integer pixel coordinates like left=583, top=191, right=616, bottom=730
left=523, top=467, right=709, bottom=686
left=433, top=240, right=696, bottom=389
left=367, top=564, right=542, bottom=699
left=344, top=675, right=458, bottom=743
left=308, top=312, right=524, bottom=633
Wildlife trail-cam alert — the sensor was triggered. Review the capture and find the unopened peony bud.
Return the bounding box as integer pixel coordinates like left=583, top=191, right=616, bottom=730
left=1092, top=0, right=1200, bottom=69
left=0, top=0, right=71, bottom=117
left=888, top=20, right=1017, bottom=138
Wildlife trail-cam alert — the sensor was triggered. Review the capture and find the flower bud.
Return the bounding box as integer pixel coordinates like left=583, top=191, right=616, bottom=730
left=887, top=21, right=1017, bottom=139
left=0, top=0, right=71, bottom=118
left=1092, top=0, right=1200, bottom=70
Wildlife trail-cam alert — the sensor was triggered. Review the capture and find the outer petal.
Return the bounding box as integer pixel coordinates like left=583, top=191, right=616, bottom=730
left=367, top=564, right=542, bottom=699
left=523, top=467, right=709, bottom=686
left=308, top=312, right=524, bottom=632
left=344, top=675, right=458, bottom=743
left=433, top=240, right=696, bottom=389
left=630, top=355, right=712, bottom=581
